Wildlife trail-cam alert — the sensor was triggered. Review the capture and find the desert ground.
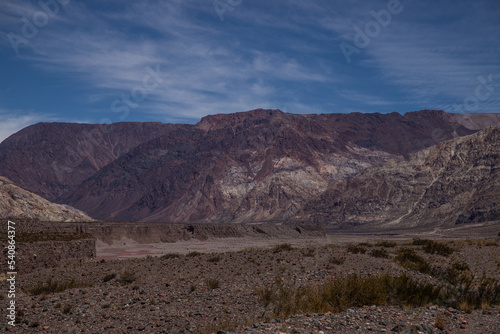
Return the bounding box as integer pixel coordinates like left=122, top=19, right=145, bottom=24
left=2, top=230, right=499, bottom=333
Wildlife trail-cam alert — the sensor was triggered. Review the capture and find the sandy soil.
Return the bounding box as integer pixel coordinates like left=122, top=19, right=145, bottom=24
left=96, top=234, right=417, bottom=260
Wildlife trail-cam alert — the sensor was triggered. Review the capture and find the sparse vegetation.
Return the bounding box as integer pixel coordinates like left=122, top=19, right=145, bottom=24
left=423, top=241, right=453, bottom=256
left=412, top=239, right=453, bottom=256
left=161, top=253, right=181, bottom=259
left=208, top=255, right=221, bottom=263
left=395, top=248, right=431, bottom=273
left=102, top=273, right=116, bottom=283
left=27, top=278, right=90, bottom=295
left=347, top=244, right=366, bottom=254
left=329, top=256, right=346, bottom=265
left=369, top=248, right=389, bottom=258
left=205, top=278, right=220, bottom=290
left=62, top=304, right=73, bottom=314
left=375, top=241, right=397, bottom=248
left=186, top=251, right=202, bottom=257
left=117, top=271, right=136, bottom=286
left=256, top=271, right=500, bottom=319
left=273, top=243, right=293, bottom=253
left=302, top=247, right=316, bottom=257
left=256, top=274, right=445, bottom=319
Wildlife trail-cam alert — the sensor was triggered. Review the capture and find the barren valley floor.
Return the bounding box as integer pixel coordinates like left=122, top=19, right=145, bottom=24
left=2, top=232, right=500, bottom=333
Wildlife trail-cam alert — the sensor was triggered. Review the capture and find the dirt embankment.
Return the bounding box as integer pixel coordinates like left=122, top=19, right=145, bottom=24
left=1, top=239, right=95, bottom=272
left=9, top=220, right=325, bottom=245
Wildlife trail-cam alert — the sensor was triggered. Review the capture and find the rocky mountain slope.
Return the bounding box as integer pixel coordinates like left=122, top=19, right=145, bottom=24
left=0, top=122, right=180, bottom=200
left=59, top=109, right=499, bottom=223
left=294, top=126, right=500, bottom=231
left=1, top=109, right=499, bottom=224
left=0, top=176, right=93, bottom=222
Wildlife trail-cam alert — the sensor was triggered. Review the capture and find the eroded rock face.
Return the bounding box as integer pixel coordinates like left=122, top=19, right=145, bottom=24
left=0, top=122, right=180, bottom=201
left=1, top=109, right=499, bottom=223
left=295, top=126, right=500, bottom=231
left=0, top=176, right=93, bottom=222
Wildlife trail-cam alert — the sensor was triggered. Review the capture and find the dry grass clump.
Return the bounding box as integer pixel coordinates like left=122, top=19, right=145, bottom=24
left=375, top=240, right=397, bottom=248
left=186, top=251, right=202, bottom=257
left=27, top=278, right=90, bottom=295
left=205, top=278, right=220, bottom=290
left=395, top=248, right=431, bottom=273
left=208, top=255, right=221, bottom=263
left=255, top=274, right=445, bottom=319
left=117, top=271, right=136, bottom=286
left=329, top=256, right=346, bottom=265
left=369, top=248, right=390, bottom=258
left=347, top=244, right=366, bottom=254
left=161, top=253, right=181, bottom=259
left=256, top=270, right=500, bottom=320
left=412, top=239, right=454, bottom=256
left=273, top=243, right=293, bottom=253
left=102, top=273, right=116, bottom=283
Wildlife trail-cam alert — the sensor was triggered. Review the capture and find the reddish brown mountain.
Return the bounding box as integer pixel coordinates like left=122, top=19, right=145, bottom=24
left=41, top=109, right=499, bottom=223
left=0, top=122, right=180, bottom=201
left=1, top=109, right=499, bottom=223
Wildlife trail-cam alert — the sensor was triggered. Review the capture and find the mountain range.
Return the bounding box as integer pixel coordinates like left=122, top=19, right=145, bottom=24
left=0, top=109, right=499, bottom=231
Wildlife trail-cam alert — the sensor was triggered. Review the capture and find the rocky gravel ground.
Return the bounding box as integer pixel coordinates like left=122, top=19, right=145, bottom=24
left=1, top=237, right=499, bottom=333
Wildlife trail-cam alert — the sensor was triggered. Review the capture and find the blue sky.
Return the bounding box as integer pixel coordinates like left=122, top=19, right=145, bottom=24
left=0, top=0, right=499, bottom=142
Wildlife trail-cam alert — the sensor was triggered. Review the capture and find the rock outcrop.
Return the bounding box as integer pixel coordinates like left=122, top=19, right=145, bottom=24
left=0, top=176, right=93, bottom=222
left=294, top=126, right=500, bottom=231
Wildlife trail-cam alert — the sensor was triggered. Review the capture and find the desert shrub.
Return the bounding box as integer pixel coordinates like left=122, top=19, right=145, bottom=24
left=27, top=278, right=89, bottom=295
left=205, top=278, right=220, bottom=290
left=273, top=243, right=293, bottom=253
left=395, top=248, right=431, bottom=273
left=302, top=248, right=316, bottom=257
left=256, top=271, right=500, bottom=319
left=422, top=241, right=454, bottom=256
left=370, top=248, right=390, bottom=258
left=412, top=238, right=430, bottom=246
left=389, top=274, right=443, bottom=307
left=186, top=251, right=202, bottom=257
left=62, top=304, right=73, bottom=314
left=161, top=253, right=181, bottom=259
left=452, top=261, right=470, bottom=271
left=255, top=273, right=449, bottom=319
left=329, top=256, right=346, bottom=265
left=347, top=244, right=366, bottom=254
left=412, top=239, right=453, bottom=256
left=102, top=273, right=116, bottom=283
left=256, top=274, right=388, bottom=318
left=208, top=255, right=221, bottom=263
left=375, top=241, right=397, bottom=248
left=117, top=271, right=136, bottom=286
left=451, top=274, right=500, bottom=308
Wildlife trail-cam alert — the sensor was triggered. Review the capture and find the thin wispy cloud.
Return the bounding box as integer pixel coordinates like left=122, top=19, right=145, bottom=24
left=0, top=0, right=498, bottom=139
